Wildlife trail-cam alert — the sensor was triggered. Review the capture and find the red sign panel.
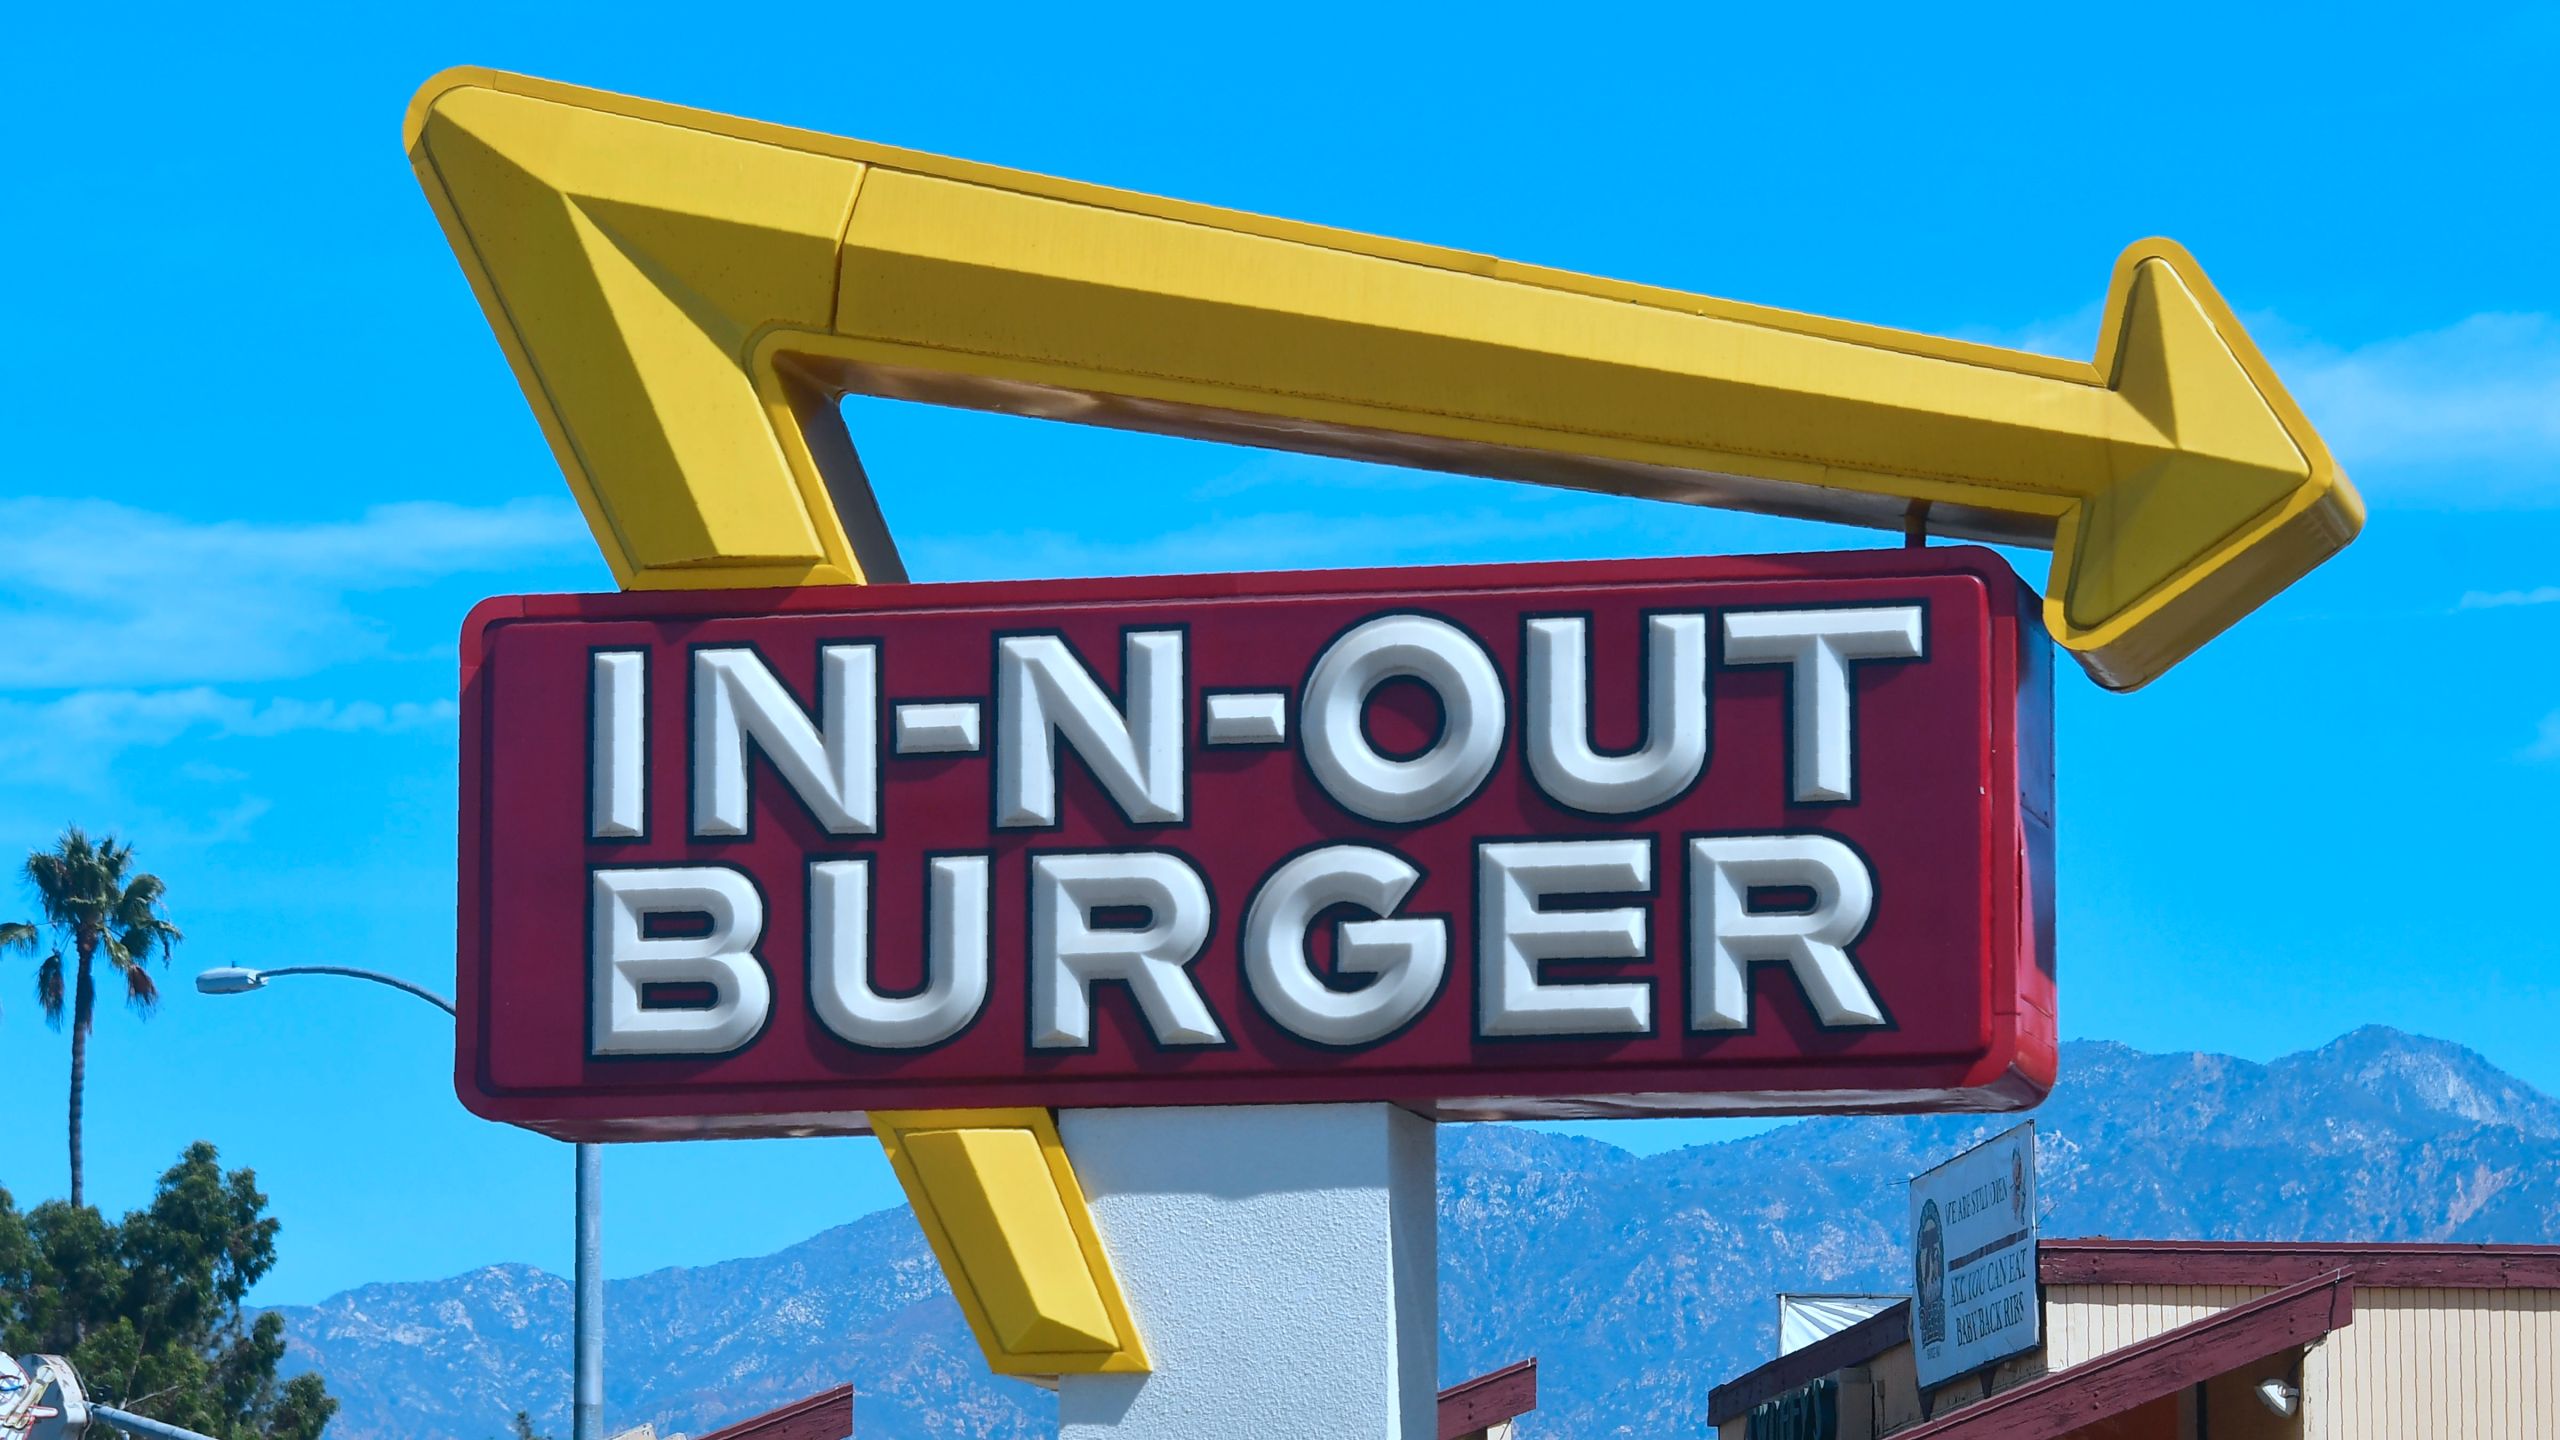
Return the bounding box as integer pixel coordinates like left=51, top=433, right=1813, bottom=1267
left=458, top=549, right=2053, bottom=1139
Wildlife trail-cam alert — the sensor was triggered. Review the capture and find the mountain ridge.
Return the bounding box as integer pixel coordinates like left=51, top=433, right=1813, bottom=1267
left=276, top=1027, right=2560, bottom=1439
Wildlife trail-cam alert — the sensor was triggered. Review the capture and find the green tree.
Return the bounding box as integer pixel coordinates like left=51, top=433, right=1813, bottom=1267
left=1, top=825, right=183, bottom=1207
left=0, top=1142, right=334, bottom=1440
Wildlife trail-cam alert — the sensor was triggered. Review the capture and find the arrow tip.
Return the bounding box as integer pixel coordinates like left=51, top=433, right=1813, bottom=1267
left=2052, top=240, right=2364, bottom=689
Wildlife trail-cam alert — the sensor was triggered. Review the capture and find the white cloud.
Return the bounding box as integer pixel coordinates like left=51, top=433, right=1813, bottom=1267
left=1954, top=303, right=2105, bottom=364
left=1961, top=308, right=2560, bottom=493
left=155, top=795, right=276, bottom=849
left=2458, top=586, right=2560, bottom=610
left=2528, top=713, right=2560, bottom=764
left=905, top=502, right=1652, bottom=581
left=0, top=497, right=590, bottom=690
left=0, top=688, right=459, bottom=791
left=2279, top=314, right=2560, bottom=472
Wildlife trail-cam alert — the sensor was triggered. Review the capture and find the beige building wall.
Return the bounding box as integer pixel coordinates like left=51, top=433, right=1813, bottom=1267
left=2035, top=1281, right=2560, bottom=1438
left=2302, top=1287, right=2557, bottom=1440
left=1721, top=1283, right=2560, bottom=1438
left=2043, top=1283, right=2277, bottom=1369
left=2047, top=1282, right=2560, bottom=1437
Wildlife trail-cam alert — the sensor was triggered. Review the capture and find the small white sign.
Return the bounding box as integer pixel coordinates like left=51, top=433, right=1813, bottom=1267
left=1909, top=1121, right=2039, bottom=1389
left=1777, top=1294, right=1903, bottom=1356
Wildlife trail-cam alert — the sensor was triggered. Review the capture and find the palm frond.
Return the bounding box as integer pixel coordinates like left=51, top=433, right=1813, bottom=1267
left=26, top=826, right=116, bottom=925
left=36, top=952, right=64, bottom=1026
left=112, top=892, right=181, bottom=954
left=105, top=934, right=168, bottom=1017
left=122, top=963, right=160, bottom=1015
left=118, top=868, right=162, bottom=911
left=24, top=850, right=72, bottom=919
left=18, top=827, right=180, bottom=1031
left=115, top=916, right=180, bottom=960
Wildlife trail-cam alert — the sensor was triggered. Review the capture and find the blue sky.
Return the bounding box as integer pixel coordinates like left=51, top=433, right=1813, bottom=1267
left=4, top=3, right=2555, bottom=1304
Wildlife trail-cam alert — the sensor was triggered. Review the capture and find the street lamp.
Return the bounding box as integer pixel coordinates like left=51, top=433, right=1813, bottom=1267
left=196, top=965, right=608, bottom=1440
left=194, top=965, right=455, bottom=1015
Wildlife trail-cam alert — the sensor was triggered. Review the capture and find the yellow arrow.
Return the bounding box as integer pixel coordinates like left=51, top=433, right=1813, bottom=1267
left=408, top=67, right=2359, bottom=689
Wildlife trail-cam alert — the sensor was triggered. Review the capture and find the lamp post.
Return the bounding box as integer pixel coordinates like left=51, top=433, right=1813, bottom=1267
left=193, top=964, right=456, bottom=1016
left=195, top=965, right=607, bottom=1440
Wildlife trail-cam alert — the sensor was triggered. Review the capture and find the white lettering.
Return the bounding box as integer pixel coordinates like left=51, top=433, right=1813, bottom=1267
left=691, top=646, right=878, bottom=836
left=1243, top=845, right=1446, bottom=1047
left=996, top=632, right=1185, bottom=828
left=590, top=650, right=646, bottom=839
left=1687, top=834, right=1886, bottom=1030
left=1721, top=607, right=1923, bottom=802
left=1302, top=614, right=1505, bottom=823
left=1030, top=852, right=1223, bottom=1048
left=589, top=866, right=771, bottom=1055
left=1477, top=839, right=1653, bottom=1036
left=808, top=857, right=991, bottom=1049
left=1202, top=691, right=1288, bottom=746
left=892, top=701, right=982, bottom=755
left=1523, top=613, right=1709, bottom=814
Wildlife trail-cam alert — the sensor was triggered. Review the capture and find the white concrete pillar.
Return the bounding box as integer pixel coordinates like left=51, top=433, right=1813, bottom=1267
left=1056, top=1103, right=1438, bottom=1440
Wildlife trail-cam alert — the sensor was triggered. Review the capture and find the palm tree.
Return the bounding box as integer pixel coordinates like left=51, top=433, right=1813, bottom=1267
left=0, top=826, right=183, bottom=1207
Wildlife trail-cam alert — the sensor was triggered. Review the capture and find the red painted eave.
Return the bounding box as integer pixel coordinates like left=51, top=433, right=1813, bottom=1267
left=2040, top=1238, right=2560, bottom=1290
left=1897, top=1270, right=2353, bottom=1440
left=1438, top=1358, right=1538, bottom=1438
left=694, top=1384, right=854, bottom=1440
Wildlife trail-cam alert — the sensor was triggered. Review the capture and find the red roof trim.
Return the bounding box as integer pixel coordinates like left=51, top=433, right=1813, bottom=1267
left=694, top=1385, right=854, bottom=1440
left=2041, top=1239, right=2560, bottom=1290
left=1896, top=1270, right=2353, bottom=1440
left=1707, top=1239, right=2550, bottom=1429
left=1706, top=1303, right=1912, bottom=1425
left=1437, top=1358, right=1538, bottom=1439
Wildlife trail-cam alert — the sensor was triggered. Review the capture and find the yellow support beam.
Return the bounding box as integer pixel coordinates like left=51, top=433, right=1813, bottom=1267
left=407, top=67, right=2359, bottom=690
left=873, top=1109, right=1148, bottom=1376
left=405, top=74, right=1148, bottom=1381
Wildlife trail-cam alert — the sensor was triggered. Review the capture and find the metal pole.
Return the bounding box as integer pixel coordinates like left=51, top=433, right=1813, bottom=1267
left=94, top=1406, right=223, bottom=1440
left=196, top=966, right=601, bottom=1439
left=250, top=964, right=457, bottom=1016
left=574, top=1141, right=603, bottom=1440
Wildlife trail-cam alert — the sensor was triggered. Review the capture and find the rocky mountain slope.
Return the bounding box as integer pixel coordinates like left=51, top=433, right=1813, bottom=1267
left=275, top=1028, right=2560, bottom=1439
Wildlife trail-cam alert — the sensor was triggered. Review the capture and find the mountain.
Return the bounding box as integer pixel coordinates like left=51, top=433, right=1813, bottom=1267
left=276, top=1213, right=1034, bottom=1440
left=275, top=1028, right=2560, bottom=1439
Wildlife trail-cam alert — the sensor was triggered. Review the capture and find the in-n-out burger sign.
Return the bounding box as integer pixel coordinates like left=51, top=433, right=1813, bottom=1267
left=458, top=550, right=2054, bottom=1138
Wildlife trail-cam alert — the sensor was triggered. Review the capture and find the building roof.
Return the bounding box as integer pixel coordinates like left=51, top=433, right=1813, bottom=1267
left=1708, top=1303, right=1911, bottom=1423
left=694, top=1385, right=853, bottom=1440
left=1891, top=1270, right=2352, bottom=1439
left=2038, top=1238, right=2560, bottom=1289
left=1437, top=1358, right=1538, bottom=1439
left=1705, top=1238, right=2560, bottom=1426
